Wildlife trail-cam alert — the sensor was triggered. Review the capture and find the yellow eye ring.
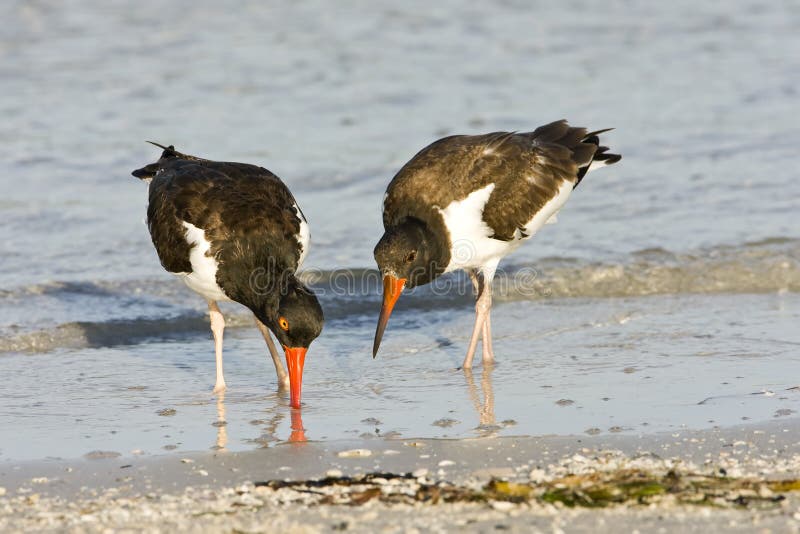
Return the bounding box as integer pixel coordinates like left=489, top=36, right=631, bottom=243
left=278, top=317, right=289, bottom=331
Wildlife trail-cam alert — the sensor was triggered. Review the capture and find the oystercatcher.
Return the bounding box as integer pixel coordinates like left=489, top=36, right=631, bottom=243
left=132, top=143, right=323, bottom=408
left=372, top=120, right=620, bottom=368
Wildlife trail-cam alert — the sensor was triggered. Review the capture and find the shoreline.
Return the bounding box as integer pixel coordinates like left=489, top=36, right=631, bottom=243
left=5, top=417, right=800, bottom=497
left=3, top=418, right=800, bottom=531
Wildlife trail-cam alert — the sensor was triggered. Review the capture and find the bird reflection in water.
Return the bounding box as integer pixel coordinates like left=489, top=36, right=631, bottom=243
left=214, top=394, right=307, bottom=449
left=214, top=392, right=228, bottom=451
left=288, top=409, right=307, bottom=443
left=464, top=364, right=499, bottom=437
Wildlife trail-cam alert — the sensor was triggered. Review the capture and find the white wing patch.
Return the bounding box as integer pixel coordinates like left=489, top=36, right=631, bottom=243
left=294, top=203, right=310, bottom=269
left=179, top=221, right=229, bottom=302
left=439, top=179, right=575, bottom=273
left=439, top=184, right=518, bottom=272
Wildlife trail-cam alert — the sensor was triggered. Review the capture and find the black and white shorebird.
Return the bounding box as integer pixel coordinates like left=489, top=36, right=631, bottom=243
left=132, top=143, right=323, bottom=408
left=372, top=120, right=620, bottom=368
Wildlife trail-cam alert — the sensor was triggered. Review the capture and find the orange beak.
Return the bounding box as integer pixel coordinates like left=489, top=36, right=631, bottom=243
left=283, top=346, right=307, bottom=408
left=372, top=275, right=406, bottom=358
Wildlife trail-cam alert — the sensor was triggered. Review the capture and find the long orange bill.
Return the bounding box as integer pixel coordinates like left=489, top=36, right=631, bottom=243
left=372, top=275, right=406, bottom=358
left=283, top=346, right=307, bottom=408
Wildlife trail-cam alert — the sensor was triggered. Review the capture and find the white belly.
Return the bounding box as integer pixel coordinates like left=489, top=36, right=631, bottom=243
left=178, top=221, right=230, bottom=302
left=439, top=180, right=573, bottom=273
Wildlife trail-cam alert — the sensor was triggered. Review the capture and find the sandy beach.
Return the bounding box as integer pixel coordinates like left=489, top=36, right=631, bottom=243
left=3, top=418, right=800, bottom=532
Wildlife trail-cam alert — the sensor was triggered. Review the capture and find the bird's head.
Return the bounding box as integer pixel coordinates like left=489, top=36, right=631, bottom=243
left=372, top=218, right=442, bottom=358
left=258, top=278, right=324, bottom=408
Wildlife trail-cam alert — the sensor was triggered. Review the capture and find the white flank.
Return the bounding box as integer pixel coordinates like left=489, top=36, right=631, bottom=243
left=522, top=180, right=573, bottom=237
left=439, top=184, right=515, bottom=273
left=294, top=203, right=311, bottom=269
left=439, top=180, right=574, bottom=273
left=179, top=221, right=229, bottom=302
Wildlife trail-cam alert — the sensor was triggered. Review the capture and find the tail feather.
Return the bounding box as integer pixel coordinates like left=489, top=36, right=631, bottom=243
left=575, top=129, right=621, bottom=187
left=525, top=120, right=621, bottom=188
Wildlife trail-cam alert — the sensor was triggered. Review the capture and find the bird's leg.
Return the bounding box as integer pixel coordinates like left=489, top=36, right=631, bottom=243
left=463, top=273, right=489, bottom=369
left=482, top=309, right=495, bottom=364
left=479, top=265, right=497, bottom=364
left=462, top=263, right=498, bottom=369
left=208, top=300, right=226, bottom=394
left=255, top=316, right=290, bottom=390
left=467, top=269, right=495, bottom=364
left=468, top=269, right=481, bottom=297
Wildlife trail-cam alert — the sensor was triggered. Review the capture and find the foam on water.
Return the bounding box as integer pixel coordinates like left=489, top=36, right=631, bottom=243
left=2, top=239, right=798, bottom=354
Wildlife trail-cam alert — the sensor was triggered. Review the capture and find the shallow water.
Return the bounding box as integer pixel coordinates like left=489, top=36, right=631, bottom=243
left=1, top=1, right=799, bottom=462
left=1, top=291, right=798, bottom=462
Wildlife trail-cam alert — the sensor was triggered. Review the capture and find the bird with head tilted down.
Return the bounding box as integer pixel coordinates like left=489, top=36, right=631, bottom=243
left=132, top=143, right=323, bottom=408
left=372, top=120, right=620, bottom=368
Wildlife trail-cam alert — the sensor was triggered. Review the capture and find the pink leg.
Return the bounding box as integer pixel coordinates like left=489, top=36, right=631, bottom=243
left=208, top=301, right=226, bottom=394
left=255, top=316, right=290, bottom=390
left=462, top=264, right=497, bottom=369
left=482, top=311, right=494, bottom=364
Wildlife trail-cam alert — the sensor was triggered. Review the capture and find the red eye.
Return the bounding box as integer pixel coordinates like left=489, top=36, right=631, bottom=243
left=279, top=317, right=289, bottom=331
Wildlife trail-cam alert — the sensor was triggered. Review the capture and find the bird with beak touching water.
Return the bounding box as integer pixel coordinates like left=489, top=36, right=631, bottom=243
left=253, top=276, right=324, bottom=408
left=372, top=121, right=620, bottom=367
left=133, top=142, right=324, bottom=408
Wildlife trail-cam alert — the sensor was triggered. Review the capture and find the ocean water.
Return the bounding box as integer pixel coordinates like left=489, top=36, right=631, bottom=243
left=1, top=1, right=799, bottom=462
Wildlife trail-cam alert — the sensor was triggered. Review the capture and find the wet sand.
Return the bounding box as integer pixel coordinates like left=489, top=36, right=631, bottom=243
left=3, top=418, right=800, bottom=532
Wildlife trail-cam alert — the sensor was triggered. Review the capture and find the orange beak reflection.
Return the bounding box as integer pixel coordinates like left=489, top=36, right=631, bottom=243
left=289, top=409, right=306, bottom=443
left=283, top=346, right=307, bottom=408
left=372, top=275, right=406, bottom=358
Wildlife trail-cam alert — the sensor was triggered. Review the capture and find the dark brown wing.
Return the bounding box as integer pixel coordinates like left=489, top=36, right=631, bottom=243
left=383, top=120, right=617, bottom=241
left=382, top=132, right=502, bottom=230
left=146, top=159, right=304, bottom=287
left=482, top=121, right=596, bottom=240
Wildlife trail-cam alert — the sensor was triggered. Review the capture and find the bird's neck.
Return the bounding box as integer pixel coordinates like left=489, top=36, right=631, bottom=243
left=217, top=259, right=286, bottom=318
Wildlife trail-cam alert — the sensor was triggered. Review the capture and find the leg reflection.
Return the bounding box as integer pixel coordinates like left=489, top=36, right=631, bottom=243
left=464, top=364, right=496, bottom=436
left=214, top=392, right=228, bottom=451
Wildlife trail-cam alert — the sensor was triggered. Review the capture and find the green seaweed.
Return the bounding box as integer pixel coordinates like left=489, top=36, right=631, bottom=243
left=253, top=469, right=800, bottom=510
